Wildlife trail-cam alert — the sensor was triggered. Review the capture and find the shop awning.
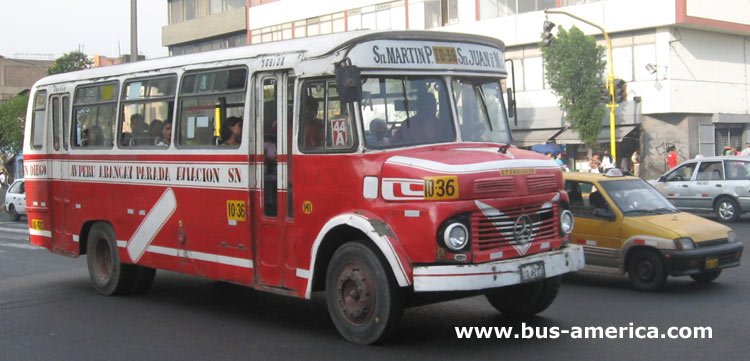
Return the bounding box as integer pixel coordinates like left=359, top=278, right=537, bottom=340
left=553, top=125, right=637, bottom=145
left=511, top=128, right=564, bottom=147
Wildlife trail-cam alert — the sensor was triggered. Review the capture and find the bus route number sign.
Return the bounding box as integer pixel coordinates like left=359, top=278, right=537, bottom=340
left=226, top=200, right=247, bottom=222
left=424, top=176, right=459, bottom=200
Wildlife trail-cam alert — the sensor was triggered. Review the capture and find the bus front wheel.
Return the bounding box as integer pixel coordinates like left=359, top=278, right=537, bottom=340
left=325, top=242, right=403, bottom=344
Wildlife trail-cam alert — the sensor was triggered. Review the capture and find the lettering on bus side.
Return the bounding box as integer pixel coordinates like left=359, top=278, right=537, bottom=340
left=66, top=163, right=242, bottom=185
left=260, top=56, right=286, bottom=69
left=24, top=164, right=48, bottom=178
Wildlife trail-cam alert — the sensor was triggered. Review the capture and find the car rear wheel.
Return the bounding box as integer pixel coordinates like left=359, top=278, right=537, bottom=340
left=8, top=205, right=20, bottom=221
left=690, top=270, right=722, bottom=283
left=627, top=249, right=667, bottom=291
left=485, top=276, right=562, bottom=319
left=715, top=197, right=740, bottom=222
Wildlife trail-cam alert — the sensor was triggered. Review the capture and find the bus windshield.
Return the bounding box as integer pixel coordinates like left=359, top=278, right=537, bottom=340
left=360, top=76, right=510, bottom=149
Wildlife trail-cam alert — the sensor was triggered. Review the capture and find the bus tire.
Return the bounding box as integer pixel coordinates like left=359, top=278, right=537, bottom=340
left=8, top=205, right=20, bottom=221
left=325, top=242, right=403, bottom=344
left=484, top=276, right=562, bottom=320
left=86, top=222, right=137, bottom=296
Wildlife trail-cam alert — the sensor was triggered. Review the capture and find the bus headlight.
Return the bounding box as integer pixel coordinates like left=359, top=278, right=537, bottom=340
left=560, top=210, right=574, bottom=235
left=443, top=223, right=470, bottom=251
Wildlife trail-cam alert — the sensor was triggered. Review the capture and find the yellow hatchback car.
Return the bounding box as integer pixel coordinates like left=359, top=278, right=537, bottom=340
left=564, top=169, right=743, bottom=291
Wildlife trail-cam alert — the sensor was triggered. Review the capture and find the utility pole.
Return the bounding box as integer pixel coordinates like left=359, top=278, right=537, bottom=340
left=544, top=9, right=617, bottom=161
left=130, top=0, right=139, bottom=62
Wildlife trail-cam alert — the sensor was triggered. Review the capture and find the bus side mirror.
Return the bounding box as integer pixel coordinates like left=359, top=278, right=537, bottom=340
left=506, top=87, right=516, bottom=119
left=335, top=59, right=362, bottom=103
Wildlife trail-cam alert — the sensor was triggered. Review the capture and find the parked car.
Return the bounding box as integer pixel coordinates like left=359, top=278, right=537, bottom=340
left=652, top=156, right=750, bottom=222
left=4, top=179, right=26, bottom=221
left=565, top=169, right=743, bottom=291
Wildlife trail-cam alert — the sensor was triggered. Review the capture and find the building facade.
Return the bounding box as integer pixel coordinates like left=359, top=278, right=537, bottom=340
left=162, top=0, right=750, bottom=179
left=0, top=56, right=53, bottom=103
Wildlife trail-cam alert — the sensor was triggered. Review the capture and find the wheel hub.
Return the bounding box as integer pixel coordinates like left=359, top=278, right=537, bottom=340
left=637, top=260, right=654, bottom=280
left=336, top=265, right=375, bottom=325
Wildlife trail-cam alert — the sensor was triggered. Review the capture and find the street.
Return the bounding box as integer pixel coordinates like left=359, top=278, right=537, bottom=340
left=1, top=211, right=748, bottom=361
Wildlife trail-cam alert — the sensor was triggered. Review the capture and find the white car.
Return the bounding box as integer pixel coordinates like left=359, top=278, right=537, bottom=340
left=4, top=179, right=26, bottom=221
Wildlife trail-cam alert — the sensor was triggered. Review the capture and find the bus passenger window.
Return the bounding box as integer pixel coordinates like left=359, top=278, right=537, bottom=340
left=72, top=82, right=118, bottom=149
left=119, top=76, right=176, bottom=148
left=177, top=68, right=246, bottom=147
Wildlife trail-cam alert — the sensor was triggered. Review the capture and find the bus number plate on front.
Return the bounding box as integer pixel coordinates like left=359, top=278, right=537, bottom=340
left=520, top=261, right=545, bottom=283
left=226, top=200, right=247, bottom=222
left=424, top=176, right=459, bottom=200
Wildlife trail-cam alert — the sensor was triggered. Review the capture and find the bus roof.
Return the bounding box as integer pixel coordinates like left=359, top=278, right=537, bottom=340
left=34, top=30, right=506, bottom=87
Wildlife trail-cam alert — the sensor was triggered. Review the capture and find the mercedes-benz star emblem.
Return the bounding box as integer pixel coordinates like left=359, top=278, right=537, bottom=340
left=513, top=215, right=534, bottom=244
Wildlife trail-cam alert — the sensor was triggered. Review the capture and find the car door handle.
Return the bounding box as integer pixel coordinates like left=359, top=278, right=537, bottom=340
left=716, top=184, right=722, bottom=187
left=682, top=185, right=688, bottom=188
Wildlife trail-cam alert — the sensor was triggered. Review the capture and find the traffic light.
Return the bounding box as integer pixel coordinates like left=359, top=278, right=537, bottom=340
left=614, top=78, right=627, bottom=103
left=541, top=21, right=555, bottom=47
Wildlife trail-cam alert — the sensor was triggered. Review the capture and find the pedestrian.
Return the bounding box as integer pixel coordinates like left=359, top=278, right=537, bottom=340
left=631, top=150, right=641, bottom=177
left=589, top=154, right=602, bottom=173
left=722, top=146, right=737, bottom=156
left=0, top=172, right=5, bottom=189
left=740, top=142, right=750, bottom=156
left=667, top=145, right=679, bottom=169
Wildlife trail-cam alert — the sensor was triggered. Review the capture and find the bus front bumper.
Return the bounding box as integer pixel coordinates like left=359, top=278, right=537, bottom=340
left=412, top=245, right=585, bottom=292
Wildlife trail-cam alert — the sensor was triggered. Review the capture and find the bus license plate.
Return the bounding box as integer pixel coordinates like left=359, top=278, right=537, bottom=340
left=705, top=257, right=719, bottom=269
left=520, top=261, right=545, bottom=283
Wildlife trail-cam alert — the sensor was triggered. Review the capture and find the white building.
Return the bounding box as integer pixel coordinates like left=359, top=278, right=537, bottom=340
left=163, top=0, right=750, bottom=178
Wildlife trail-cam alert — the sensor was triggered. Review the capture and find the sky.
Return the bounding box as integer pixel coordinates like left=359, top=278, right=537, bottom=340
left=0, top=0, right=169, bottom=60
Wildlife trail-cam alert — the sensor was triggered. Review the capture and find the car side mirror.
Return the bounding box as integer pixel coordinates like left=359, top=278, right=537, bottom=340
left=593, top=208, right=615, bottom=221
left=658, top=175, right=666, bottom=182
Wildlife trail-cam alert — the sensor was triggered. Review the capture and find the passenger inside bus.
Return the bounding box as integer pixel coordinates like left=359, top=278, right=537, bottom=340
left=365, top=118, right=390, bottom=147
left=83, top=125, right=104, bottom=147
left=221, top=116, right=243, bottom=146
left=396, top=92, right=452, bottom=145
left=156, top=120, right=172, bottom=146
left=301, top=97, right=324, bottom=148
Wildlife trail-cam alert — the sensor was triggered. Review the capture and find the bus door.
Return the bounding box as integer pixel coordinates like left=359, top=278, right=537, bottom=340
left=49, top=94, right=73, bottom=253
left=255, top=72, right=294, bottom=288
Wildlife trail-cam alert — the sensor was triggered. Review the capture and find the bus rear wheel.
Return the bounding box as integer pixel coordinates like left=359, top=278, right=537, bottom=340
left=325, top=242, right=403, bottom=344
left=485, top=276, right=562, bottom=319
left=86, top=222, right=155, bottom=295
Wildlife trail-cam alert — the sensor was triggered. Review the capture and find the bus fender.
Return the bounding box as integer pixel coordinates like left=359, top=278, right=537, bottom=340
left=303, top=212, right=412, bottom=299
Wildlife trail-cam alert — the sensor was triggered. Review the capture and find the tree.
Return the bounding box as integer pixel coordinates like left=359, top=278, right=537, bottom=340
left=0, top=93, right=29, bottom=155
left=48, top=50, right=93, bottom=75
left=541, top=26, right=607, bottom=147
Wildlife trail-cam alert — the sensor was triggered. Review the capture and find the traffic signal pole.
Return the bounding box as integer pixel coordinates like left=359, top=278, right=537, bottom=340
left=544, top=9, right=617, bottom=161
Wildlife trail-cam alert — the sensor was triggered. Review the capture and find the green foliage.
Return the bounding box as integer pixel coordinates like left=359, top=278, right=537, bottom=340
left=48, top=51, right=93, bottom=75
left=0, top=94, right=29, bottom=154
left=541, top=26, right=607, bottom=147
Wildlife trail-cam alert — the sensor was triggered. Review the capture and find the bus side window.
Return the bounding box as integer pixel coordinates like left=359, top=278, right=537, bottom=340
left=119, top=76, right=177, bottom=148
left=72, top=82, right=118, bottom=149
left=298, top=80, right=356, bottom=153
left=178, top=68, right=247, bottom=148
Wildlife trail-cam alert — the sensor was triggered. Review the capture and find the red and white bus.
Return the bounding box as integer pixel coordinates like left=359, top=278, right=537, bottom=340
left=23, top=30, right=583, bottom=344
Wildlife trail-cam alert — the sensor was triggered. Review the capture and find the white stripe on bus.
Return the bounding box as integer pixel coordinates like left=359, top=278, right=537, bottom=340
left=127, top=188, right=177, bottom=263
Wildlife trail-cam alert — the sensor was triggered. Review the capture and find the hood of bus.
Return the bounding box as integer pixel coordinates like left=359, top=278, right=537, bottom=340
left=379, top=145, right=562, bottom=202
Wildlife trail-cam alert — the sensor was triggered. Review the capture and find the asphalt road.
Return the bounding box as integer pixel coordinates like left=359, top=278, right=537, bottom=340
left=1, top=210, right=748, bottom=361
